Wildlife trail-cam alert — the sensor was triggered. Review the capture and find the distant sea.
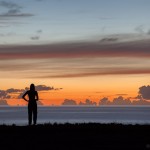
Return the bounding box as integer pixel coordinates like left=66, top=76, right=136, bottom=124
left=0, top=106, right=150, bottom=125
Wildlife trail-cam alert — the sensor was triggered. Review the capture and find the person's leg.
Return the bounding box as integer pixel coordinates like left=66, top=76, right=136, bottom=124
left=28, top=104, right=32, bottom=125
left=33, top=104, right=37, bottom=125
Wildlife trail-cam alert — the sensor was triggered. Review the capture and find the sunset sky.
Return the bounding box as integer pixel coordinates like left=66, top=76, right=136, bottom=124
left=0, top=0, right=150, bottom=105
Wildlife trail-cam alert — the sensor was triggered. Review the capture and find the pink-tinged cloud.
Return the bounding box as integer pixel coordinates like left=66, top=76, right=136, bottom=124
left=34, top=68, right=150, bottom=78
left=1, top=39, right=150, bottom=59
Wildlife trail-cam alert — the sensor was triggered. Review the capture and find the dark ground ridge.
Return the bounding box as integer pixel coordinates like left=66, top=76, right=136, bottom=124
left=0, top=123, right=150, bottom=150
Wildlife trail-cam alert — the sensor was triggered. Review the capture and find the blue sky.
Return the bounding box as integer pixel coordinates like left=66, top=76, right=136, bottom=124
left=1, top=0, right=150, bottom=105
left=0, top=0, right=150, bottom=44
left=0, top=0, right=150, bottom=82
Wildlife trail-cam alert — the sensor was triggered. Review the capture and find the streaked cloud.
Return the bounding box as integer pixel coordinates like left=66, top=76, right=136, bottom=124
left=1, top=34, right=150, bottom=78
left=0, top=56, right=150, bottom=78
left=0, top=1, right=33, bottom=20
left=34, top=68, right=150, bottom=78
left=115, top=94, right=128, bottom=96
left=35, top=85, right=54, bottom=91
left=100, top=37, right=118, bottom=42
left=0, top=37, right=150, bottom=59
left=6, top=88, right=24, bottom=93
left=25, top=85, right=61, bottom=91
left=0, top=12, right=33, bottom=17
left=0, top=1, right=21, bottom=9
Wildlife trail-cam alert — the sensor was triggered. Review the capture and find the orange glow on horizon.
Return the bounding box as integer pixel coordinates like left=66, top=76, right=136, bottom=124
left=7, top=90, right=137, bottom=106
left=1, top=74, right=149, bottom=106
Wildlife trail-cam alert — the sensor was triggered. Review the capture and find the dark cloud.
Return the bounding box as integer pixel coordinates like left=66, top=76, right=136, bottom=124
left=139, top=85, right=150, bottom=100
left=1, top=36, right=150, bottom=78
left=30, top=30, right=42, bottom=40
left=6, top=88, right=24, bottom=93
left=100, top=37, right=118, bottom=43
left=0, top=90, right=11, bottom=100
left=35, top=85, right=54, bottom=91
left=55, top=88, right=63, bottom=90
left=116, top=94, right=128, bottom=96
left=62, top=99, right=77, bottom=105
left=0, top=84, right=62, bottom=100
left=99, top=96, right=150, bottom=105
left=136, top=95, right=143, bottom=100
left=0, top=12, right=34, bottom=17
left=132, top=99, right=150, bottom=105
left=99, top=97, right=110, bottom=105
left=1, top=38, right=150, bottom=59
left=25, top=85, right=61, bottom=91
left=37, top=100, right=43, bottom=105
left=0, top=1, right=34, bottom=19
left=0, top=1, right=22, bottom=9
left=79, top=99, right=97, bottom=106
left=112, top=96, right=131, bottom=105
left=7, top=9, right=20, bottom=14
left=0, top=99, right=8, bottom=105
left=17, top=90, right=25, bottom=99
left=31, top=36, right=40, bottom=40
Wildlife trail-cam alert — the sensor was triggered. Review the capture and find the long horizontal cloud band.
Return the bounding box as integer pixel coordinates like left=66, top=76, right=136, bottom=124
left=34, top=68, right=150, bottom=78
left=0, top=39, right=150, bottom=59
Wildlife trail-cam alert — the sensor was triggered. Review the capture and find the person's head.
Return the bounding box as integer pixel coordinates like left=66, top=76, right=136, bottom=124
left=30, top=84, right=35, bottom=91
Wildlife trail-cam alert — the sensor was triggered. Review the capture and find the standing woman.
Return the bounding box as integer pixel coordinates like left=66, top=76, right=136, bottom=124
left=22, top=84, right=39, bottom=125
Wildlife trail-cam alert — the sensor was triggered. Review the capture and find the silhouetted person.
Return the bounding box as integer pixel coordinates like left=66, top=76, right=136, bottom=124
left=22, top=84, right=39, bottom=125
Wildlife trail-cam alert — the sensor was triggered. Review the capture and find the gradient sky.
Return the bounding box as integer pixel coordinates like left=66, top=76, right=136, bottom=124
left=0, top=0, right=150, bottom=105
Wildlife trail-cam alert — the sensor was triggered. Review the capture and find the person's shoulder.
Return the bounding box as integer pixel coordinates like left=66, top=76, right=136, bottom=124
left=23, top=90, right=29, bottom=95
left=26, top=90, right=30, bottom=94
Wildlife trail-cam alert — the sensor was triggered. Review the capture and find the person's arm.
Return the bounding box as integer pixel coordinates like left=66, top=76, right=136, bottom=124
left=35, top=91, right=39, bottom=101
left=22, top=91, right=29, bottom=102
